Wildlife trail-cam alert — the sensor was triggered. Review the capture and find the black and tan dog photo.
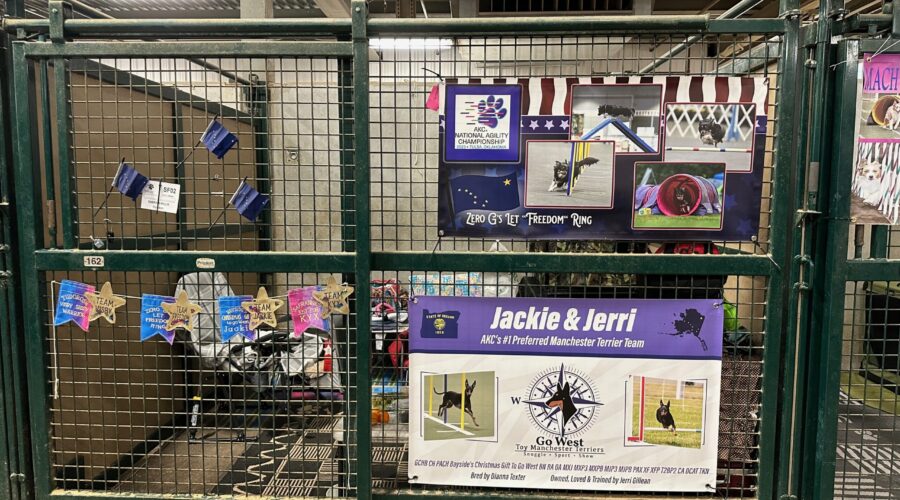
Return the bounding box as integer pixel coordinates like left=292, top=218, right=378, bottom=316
left=433, top=379, right=479, bottom=427
left=423, top=371, right=497, bottom=441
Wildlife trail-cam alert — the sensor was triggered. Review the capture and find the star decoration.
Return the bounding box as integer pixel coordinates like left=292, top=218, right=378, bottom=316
left=242, top=287, right=285, bottom=330
left=84, top=282, right=127, bottom=324
left=560, top=119, right=570, bottom=130
left=161, top=290, right=202, bottom=332
left=529, top=120, right=539, bottom=130
left=314, top=276, right=354, bottom=318
left=503, top=179, right=511, bottom=186
left=544, top=120, right=555, bottom=130
left=439, top=117, right=445, bottom=128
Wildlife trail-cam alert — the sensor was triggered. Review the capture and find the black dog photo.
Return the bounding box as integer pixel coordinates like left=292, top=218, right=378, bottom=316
left=524, top=140, right=614, bottom=209
left=629, top=376, right=706, bottom=449
left=569, top=84, right=662, bottom=153
left=663, top=103, right=756, bottom=173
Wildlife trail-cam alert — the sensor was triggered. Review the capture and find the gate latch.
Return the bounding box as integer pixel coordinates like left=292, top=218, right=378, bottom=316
left=794, top=208, right=822, bottom=227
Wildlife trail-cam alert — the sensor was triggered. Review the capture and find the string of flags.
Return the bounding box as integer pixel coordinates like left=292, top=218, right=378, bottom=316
left=51, top=277, right=355, bottom=345
left=91, top=116, right=263, bottom=221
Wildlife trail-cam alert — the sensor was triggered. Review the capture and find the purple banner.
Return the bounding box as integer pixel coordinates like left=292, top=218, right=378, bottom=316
left=410, top=297, right=722, bottom=359
left=863, top=53, right=900, bottom=93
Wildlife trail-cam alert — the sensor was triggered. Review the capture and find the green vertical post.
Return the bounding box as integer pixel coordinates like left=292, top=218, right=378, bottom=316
left=801, top=39, right=857, bottom=500
left=38, top=38, right=57, bottom=248
left=48, top=2, right=76, bottom=249
left=0, top=9, right=30, bottom=499
left=761, top=0, right=802, bottom=498
left=0, top=22, right=16, bottom=500
left=11, top=41, right=53, bottom=500
left=781, top=6, right=835, bottom=499
left=351, top=1, right=371, bottom=497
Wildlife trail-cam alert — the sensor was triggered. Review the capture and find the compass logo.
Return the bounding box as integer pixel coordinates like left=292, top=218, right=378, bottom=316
left=522, top=364, right=603, bottom=440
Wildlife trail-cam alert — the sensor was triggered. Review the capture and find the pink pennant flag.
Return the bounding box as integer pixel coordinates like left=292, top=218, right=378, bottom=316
left=288, top=286, right=328, bottom=337
left=425, top=84, right=440, bottom=112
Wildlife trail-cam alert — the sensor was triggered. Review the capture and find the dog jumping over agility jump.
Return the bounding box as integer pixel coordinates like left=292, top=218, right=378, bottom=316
left=433, top=379, right=479, bottom=427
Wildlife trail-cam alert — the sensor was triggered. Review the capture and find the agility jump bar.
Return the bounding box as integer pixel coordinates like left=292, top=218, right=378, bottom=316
left=665, top=146, right=752, bottom=153
left=580, top=117, right=655, bottom=153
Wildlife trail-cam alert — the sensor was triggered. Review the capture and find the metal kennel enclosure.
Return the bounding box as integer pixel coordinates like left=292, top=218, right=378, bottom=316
left=0, top=0, right=895, bottom=499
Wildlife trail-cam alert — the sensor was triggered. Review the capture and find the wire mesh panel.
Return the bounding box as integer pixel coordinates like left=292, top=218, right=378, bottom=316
left=368, top=268, right=768, bottom=498
left=52, top=56, right=352, bottom=253
left=369, top=34, right=781, bottom=254
left=45, top=270, right=354, bottom=496
left=836, top=283, right=900, bottom=499
left=367, top=33, right=781, bottom=498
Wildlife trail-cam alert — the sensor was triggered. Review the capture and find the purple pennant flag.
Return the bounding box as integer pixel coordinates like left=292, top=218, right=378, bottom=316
left=201, top=118, right=238, bottom=159
left=54, top=280, right=95, bottom=332
left=288, top=286, right=328, bottom=337
left=229, top=179, right=270, bottom=222
left=112, top=161, right=150, bottom=201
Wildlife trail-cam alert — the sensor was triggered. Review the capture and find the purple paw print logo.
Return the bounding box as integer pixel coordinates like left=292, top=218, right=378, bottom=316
left=476, top=95, right=508, bottom=128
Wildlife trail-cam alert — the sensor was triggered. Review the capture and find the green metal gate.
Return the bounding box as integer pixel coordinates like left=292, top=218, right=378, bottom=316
left=0, top=0, right=830, bottom=499
left=801, top=32, right=900, bottom=500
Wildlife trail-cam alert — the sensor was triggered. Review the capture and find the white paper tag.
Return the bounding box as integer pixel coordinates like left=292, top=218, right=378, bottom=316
left=83, top=255, right=104, bottom=268
left=140, top=181, right=180, bottom=214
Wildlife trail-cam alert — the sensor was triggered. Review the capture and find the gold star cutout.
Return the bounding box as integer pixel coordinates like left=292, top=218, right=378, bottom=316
left=84, top=282, right=127, bottom=324
left=503, top=179, right=511, bottom=186
left=313, top=276, right=354, bottom=318
left=161, top=290, right=202, bottom=332
left=241, top=287, right=284, bottom=330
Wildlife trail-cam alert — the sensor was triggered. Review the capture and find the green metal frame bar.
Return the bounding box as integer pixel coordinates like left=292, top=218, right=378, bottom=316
left=1, top=4, right=31, bottom=497
left=757, top=2, right=802, bottom=498
left=351, top=2, right=371, bottom=498
left=367, top=16, right=785, bottom=34
left=53, top=56, right=75, bottom=249
left=2, top=18, right=353, bottom=37
left=34, top=250, right=354, bottom=273
left=19, top=41, right=352, bottom=58
left=3, top=16, right=786, bottom=38
left=10, top=41, right=53, bottom=500
left=801, top=38, right=858, bottom=500
left=38, top=39, right=56, bottom=249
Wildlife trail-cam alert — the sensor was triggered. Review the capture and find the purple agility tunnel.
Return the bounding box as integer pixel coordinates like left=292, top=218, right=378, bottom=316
left=634, top=174, right=722, bottom=216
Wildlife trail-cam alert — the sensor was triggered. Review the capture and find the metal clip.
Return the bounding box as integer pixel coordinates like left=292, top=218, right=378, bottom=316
left=827, top=7, right=847, bottom=20
left=9, top=473, right=25, bottom=482
left=0, top=271, right=10, bottom=289
left=779, top=8, right=802, bottom=20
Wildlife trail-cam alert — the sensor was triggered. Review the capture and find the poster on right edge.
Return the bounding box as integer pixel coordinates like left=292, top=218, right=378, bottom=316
left=854, top=53, right=900, bottom=224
